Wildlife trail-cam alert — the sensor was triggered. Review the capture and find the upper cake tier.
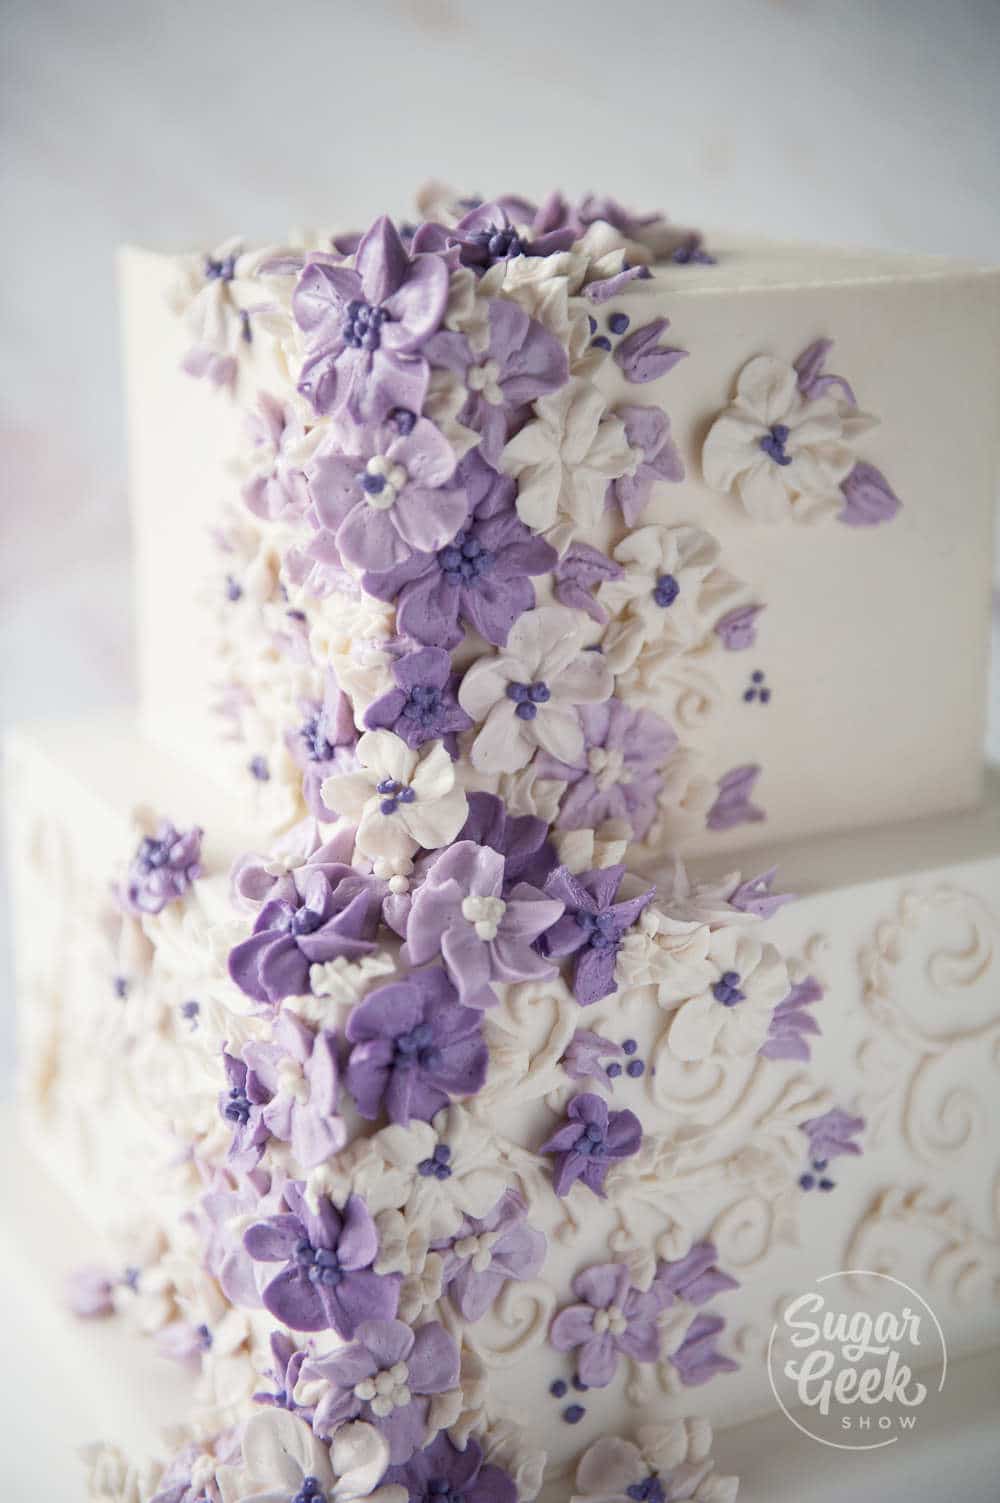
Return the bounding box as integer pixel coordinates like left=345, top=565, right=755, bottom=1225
left=121, top=198, right=1000, bottom=860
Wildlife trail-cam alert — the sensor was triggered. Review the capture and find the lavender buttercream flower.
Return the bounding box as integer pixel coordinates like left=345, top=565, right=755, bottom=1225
left=363, top=452, right=556, bottom=651
left=669, top=1313, right=737, bottom=1386
left=535, top=699, right=676, bottom=840
left=561, top=1028, right=625, bottom=1091
left=800, top=1107, right=865, bottom=1164
left=605, top=404, right=684, bottom=526
left=651, top=1242, right=739, bottom=1310
left=345, top=966, right=488, bottom=1126
left=456, top=791, right=556, bottom=893
left=294, top=216, right=449, bottom=421
left=759, top=975, right=824, bottom=1062
left=541, top=864, right=654, bottom=1007
left=120, top=820, right=203, bottom=915
left=552, top=542, right=623, bottom=625
left=432, top=1190, right=546, bottom=1322
left=219, top=1050, right=272, bottom=1168
left=288, top=673, right=358, bottom=821
left=540, top=1092, right=641, bottom=1199
left=550, top=1262, right=663, bottom=1387
left=405, top=841, right=564, bottom=1009
left=243, top=1011, right=346, bottom=1170
left=437, top=199, right=575, bottom=272
left=305, top=415, right=468, bottom=573
left=241, top=393, right=312, bottom=522
left=244, top=1184, right=400, bottom=1337
left=229, top=863, right=383, bottom=1005
left=299, top=1318, right=460, bottom=1465
left=364, top=646, right=473, bottom=754
left=385, top=1432, right=517, bottom=1502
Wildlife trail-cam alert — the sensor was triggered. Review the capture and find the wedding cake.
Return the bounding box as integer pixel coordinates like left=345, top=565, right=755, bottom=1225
left=7, top=185, right=1000, bottom=1502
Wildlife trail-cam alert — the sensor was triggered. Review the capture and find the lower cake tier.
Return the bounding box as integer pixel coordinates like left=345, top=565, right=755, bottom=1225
left=7, top=714, right=1000, bottom=1498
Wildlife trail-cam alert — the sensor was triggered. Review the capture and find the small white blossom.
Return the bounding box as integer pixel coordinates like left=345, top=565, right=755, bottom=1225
left=599, top=525, right=727, bottom=671
left=667, top=928, right=790, bottom=1060
left=322, top=731, right=467, bottom=865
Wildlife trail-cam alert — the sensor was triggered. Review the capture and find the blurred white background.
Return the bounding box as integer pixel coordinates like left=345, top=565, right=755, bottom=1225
left=2, top=0, right=1000, bottom=1089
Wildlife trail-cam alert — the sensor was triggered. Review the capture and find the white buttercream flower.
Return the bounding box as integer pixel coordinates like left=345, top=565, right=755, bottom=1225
left=614, top=903, right=714, bottom=1005
left=218, top=1410, right=402, bottom=1502
left=572, top=1417, right=737, bottom=1503
left=668, top=928, right=790, bottom=1060
left=82, top=1445, right=161, bottom=1503
left=458, top=606, right=613, bottom=774
left=501, top=379, right=632, bottom=552
left=599, top=525, right=724, bottom=671
left=321, top=730, right=467, bottom=864
left=702, top=354, right=872, bottom=523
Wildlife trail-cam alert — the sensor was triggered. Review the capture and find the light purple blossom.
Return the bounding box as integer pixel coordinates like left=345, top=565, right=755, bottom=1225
left=715, top=603, right=765, bottom=651
left=243, top=1183, right=400, bottom=1337
left=540, top=1092, right=642, bottom=1199
left=305, top=414, right=468, bottom=573
left=419, top=198, right=575, bottom=272
left=302, top=1318, right=460, bottom=1465
left=364, top=646, right=473, bottom=754
left=426, top=297, right=569, bottom=464
left=541, top=864, right=655, bottom=1006
left=800, top=1107, right=865, bottom=1164
left=670, top=1312, right=737, bottom=1386
left=119, top=820, right=203, bottom=915
left=651, top=1242, right=739, bottom=1310
left=242, top=394, right=311, bottom=522
left=243, top=1011, right=346, bottom=1169
left=552, top=542, right=623, bottom=625
left=456, top=791, right=557, bottom=893
left=536, top=699, right=676, bottom=840
left=294, top=216, right=449, bottom=421
left=613, top=318, right=687, bottom=385
left=287, top=673, right=358, bottom=821
left=606, top=404, right=684, bottom=527
left=219, top=1050, right=272, bottom=1168
left=550, top=1261, right=663, bottom=1387
left=344, top=966, right=488, bottom=1125
left=198, top=1168, right=287, bottom=1310
left=433, top=1190, right=547, bottom=1322
left=363, top=451, right=557, bottom=650
left=386, top=1432, right=517, bottom=1503
left=793, top=338, right=857, bottom=406
left=561, top=1028, right=625, bottom=1091
left=838, top=461, right=902, bottom=527
left=254, top=1330, right=310, bottom=1413
left=760, top=975, right=824, bottom=1062
left=405, top=841, right=564, bottom=1009
left=706, top=765, right=765, bottom=832
left=728, top=867, right=795, bottom=920
left=228, top=863, right=382, bottom=1005
left=230, top=824, right=357, bottom=913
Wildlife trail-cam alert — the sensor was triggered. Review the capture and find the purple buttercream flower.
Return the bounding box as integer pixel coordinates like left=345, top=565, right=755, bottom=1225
left=800, top=1107, right=865, bottom=1164
left=426, top=297, right=569, bottom=464
left=651, top=1242, right=739, bottom=1310
left=198, top=1166, right=287, bottom=1310
left=606, top=404, right=684, bottom=527
left=305, top=414, right=468, bottom=573
left=228, top=863, right=382, bottom=1005
left=230, top=823, right=358, bottom=912
left=434, top=199, right=576, bottom=272
left=670, top=1312, right=737, bottom=1386
left=385, top=1431, right=517, bottom=1502
left=433, top=1190, right=547, bottom=1322
left=243, top=1183, right=400, bottom=1337
left=119, top=820, right=203, bottom=915
left=550, top=1261, right=664, bottom=1387
left=364, top=646, right=473, bottom=755
left=243, top=1011, right=346, bottom=1169
left=728, top=866, right=795, bottom=920
left=541, top=864, right=655, bottom=1006
left=536, top=699, right=676, bottom=841
left=706, top=765, right=765, bottom=832
left=561, top=1028, right=625, bottom=1090
left=288, top=673, right=358, bottom=821
left=760, top=975, right=824, bottom=1062
left=715, top=603, right=765, bottom=652
left=219, top=1050, right=273, bottom=1168
left=294, top=216, right=449, bottom=420
left=254, top=1331, right=310, bottom=1413
left=552, top=542, right=623, bottom=625
left=540, top=1092, right=642, bottom=1199
left=345, top=966, right=488, bottom=1125
left=613, top=318, right=687, bottom=385
left=456, top=791, right=557, bottom=893
left=303, top=1318, right=460, bottom=1465
left=793, top=338, right=857, bottom=406
left=363, top=451, right=557, bottom=650
left=838, top=461, right=902, bottom=527
left=242, top=394, right=311, bottom=522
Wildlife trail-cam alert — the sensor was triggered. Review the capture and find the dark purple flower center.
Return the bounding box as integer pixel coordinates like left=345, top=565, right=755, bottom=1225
left=196, top=1322, right=213, bottom=1351
left=574, top=907, right=622, bottom=951
left=204, top=253, right=236, bottom=282
left=224, top=1085, right=252, bottom=1125
left=506, top=680, right=550, bottom=721
left=300, top=711, right=336, bottom=763
left=225, top=574, right=243, bottom=602
left=135, top=834, right=173, bottom=873
left=292, top=1479, right=327, bottom=1503
left=400, top=684, right=445, bottom=727
left=113, top=975, right=129, bottom=999
left=572, top=1120, right=607, bottom=1156
left=288, top=903, right=324, bottom=937
left=467, top=223, right=526, bottom=261
left=653, top=573, right=680, bottom=608
left=438, top=530, right=496, bottom=588
left=627, top=1478, right=666, bottom=1502
left=418, top=1143, right=453, bottom=1179
left=759, top=423, right=793, bottom=466
left=712, top=969, right=745, bottom=1006
left=425, top=1481, right=467, bottom=1502
left=181, top=999, right=200, bottom=1028
left=343, top=299, right=389, bottom=351
left=390, top=407, right=417, bottom=435
left=395, top=1021, right=442, bottom=1071
left=376, top=777, right=417, bottom=815
left=249, top=755, right=270, bottom=781
left=295, top=1237, right=344, bottom=1288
